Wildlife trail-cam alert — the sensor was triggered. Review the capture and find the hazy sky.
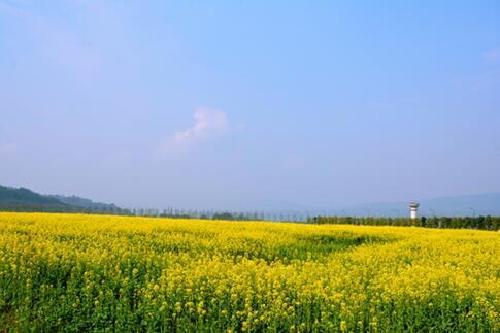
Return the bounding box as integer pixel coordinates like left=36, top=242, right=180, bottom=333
left=1, top=1, right=499, bottom=210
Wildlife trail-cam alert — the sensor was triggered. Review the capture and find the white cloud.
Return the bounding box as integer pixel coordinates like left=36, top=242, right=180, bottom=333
left=160, top=107, right=229, bottom=154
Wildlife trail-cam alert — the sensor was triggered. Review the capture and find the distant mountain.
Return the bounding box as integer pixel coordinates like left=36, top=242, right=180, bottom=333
left=0, top=185, right=73, bottom=212
left=2, top=184, right=498, bottom=218
left=331, top=193, right=500, bottom=217
left=48, top=195, right=126, bottom=212
left=0, top=185, right=129, bottom=213
left=419, top=193, right=500, bottom=217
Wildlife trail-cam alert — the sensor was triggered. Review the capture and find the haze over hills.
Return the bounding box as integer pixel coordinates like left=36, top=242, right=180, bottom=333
left=0, top=185, right=72, bottom=212
left=225, top=193, right=500, bottom=218
left=326, top=193, right=500, bottom=217
left=1, top=184, right=499, bottom=218
left=0, top=185, right=128, bottom=213
left=48, top=195, right=125, bottom=213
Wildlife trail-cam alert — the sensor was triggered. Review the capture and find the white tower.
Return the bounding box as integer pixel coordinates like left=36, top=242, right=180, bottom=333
left=409, top=202, right=420, bottom=220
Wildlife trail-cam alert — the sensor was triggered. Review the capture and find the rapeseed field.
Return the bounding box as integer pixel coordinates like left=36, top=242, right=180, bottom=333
left=0, top=212, right=498, bottom=332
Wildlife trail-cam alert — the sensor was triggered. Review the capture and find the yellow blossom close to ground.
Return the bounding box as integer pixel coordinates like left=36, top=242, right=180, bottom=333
left=0, top=212, right=498, bottom=332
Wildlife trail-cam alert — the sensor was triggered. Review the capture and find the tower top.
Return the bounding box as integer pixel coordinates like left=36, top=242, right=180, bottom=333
left=409, top=202, right=420, bottom=209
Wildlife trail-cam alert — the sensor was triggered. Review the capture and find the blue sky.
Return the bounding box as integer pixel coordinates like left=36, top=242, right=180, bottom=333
left=1, top=1, right=499, bottom=210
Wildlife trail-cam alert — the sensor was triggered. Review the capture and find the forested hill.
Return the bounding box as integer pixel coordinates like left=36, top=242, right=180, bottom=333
left=48, top=195, right=125, bottom=212
left=0, top=185, right=129, bottom=213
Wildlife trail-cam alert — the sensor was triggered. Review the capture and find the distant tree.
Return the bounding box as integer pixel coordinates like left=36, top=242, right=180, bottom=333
left=212, top=212, right=235, bottom=220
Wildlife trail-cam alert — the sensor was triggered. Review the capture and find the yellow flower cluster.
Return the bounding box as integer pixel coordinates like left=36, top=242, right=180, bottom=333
left=0, top=212, right=498, bottom=332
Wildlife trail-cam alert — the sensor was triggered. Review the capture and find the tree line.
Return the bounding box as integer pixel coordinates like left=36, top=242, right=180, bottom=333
left=309, top=216, right=499, bottom=230
left=131, top=208, right=301, bottom=222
